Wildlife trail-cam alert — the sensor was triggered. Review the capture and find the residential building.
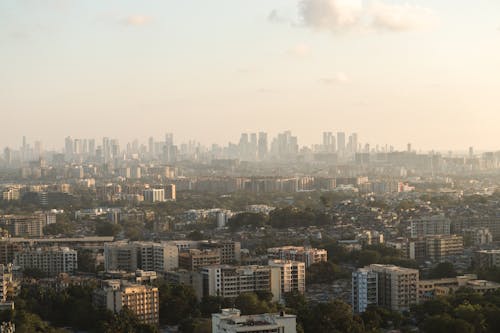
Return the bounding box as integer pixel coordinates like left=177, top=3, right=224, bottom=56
left=0, top=215, right=44, bottom=237
left=14, top=247, right=77, bottom=276
left=475, top=250, right=500, bottom=269
left=199, top=265, right=281, bottom=301
left=368, top=264, right=419, bottom=312
left=267, top=246, right=327, bottom=268
left=143, top=189, right=165, bottom=203
left=419, top=274, right=500, bottom=302
left=410, top=215, right=451, bottom=238
left=352, top=268, right=378, bottom=313
left=268, top=260, right=306, bottom=297
left=179, top=249, right=221, bottom=271
left=93, top=280, right=159, bottom=325
left=463, top=227, right=493, bottom=246
left=426, top=235, right=463, bottom=262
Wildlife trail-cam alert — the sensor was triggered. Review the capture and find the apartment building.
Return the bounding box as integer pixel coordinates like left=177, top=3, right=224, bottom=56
left=426, top=234, right=463, bottom=262
left=268, top=260, right=306, bottom=296
left=199, top=265, right=281, bottom=301
left=475, top=250, right=500, bottom=269
left=93, top=280, right=159, bottom=325
left=267, top=246, right=327, bottom=268
left=368, top=264, right=419, bottom=312
left=104, top=241, right=178, bottom=272
left=0, top=215, right=44, bottom=237
left=352, top=268, right=378, bottom=313
left=410, top=215, right=451, bottom=238
left=212, top=308, right=297, bottom=333
left=14, top=247, right=77, bottom=276
left=179, top=249, right=221, bottom=271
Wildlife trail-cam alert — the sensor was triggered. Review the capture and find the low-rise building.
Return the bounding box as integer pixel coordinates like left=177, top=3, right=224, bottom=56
left=212, top=308, right=296, bottom=333
left=267, top=246, right=327, bottom=267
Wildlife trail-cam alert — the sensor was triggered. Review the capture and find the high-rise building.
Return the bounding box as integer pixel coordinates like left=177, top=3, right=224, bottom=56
left=143, top=189, right=165, bottom=203
left=368, top=264, right=419, bottom=312
left=200, top=265, right=282, bottom=301
left=268, top=260, right=305, bottom=297
left=93, top=280, right=159, bottom=325
left=337, top=132, right=346, bottom=152
left=258, top=132, right=268, bottom=160
left=410, top=215, right=451, bottom=238
left=14, top=247, right=78, bottom=276
left=425, top=235, right=463, bottom=262
left=352, top=268, right=378, bottom=313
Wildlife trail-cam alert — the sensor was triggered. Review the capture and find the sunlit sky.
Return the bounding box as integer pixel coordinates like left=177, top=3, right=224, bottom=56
left=1, top=0, right=499, bottom=151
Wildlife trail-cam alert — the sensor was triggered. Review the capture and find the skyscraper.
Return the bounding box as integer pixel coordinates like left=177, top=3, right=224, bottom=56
left=337, top=132, right=345, bottom=152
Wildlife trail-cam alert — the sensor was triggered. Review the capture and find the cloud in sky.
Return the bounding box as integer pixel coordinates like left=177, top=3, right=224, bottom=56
left=287, top=43, right=310, bottom=57
left=122, top=15, right=153, bottom=26
left=319, top=72, right=350, bottom=84
left=272, top=0, right=438, bottom=33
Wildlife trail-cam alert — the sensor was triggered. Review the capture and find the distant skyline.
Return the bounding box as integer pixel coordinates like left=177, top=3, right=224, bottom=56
left=1, top=0, right=500, bottom=150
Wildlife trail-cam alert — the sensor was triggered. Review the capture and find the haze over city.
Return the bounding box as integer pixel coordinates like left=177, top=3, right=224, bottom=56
left=2, top=0, right=500, bottom=150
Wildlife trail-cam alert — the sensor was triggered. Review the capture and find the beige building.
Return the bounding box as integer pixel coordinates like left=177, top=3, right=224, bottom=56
left=0, top=215, right=44, bottom=237
left=267, top=246, right=327, bottom=268
left=93, top=280, right=159, bottom=325
left=419, top=274, right=500, bottom=302
left=179, top=249, right=221, bottom=270
left=426, top=234, right=463, bottom=262
left=212, top=308, right=296, bottom=333
left=410, top=215, right=451, bottom=238
left=268, top=260, right=306, bottom=297
left=199, top=265, right=281, bottom=301
left=368, top=264, right=419, bottom=312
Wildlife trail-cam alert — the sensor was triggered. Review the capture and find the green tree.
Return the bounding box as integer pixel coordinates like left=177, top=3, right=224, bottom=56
left=429, top=262, right=457, bottom=279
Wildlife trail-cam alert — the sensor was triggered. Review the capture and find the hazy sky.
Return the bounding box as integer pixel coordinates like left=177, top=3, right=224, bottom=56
left=1, top=0, right=499, bottom=151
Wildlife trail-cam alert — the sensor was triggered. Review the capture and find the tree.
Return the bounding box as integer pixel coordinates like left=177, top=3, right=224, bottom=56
left=234, top=293, right=270, bottom=315
left=429, top=262, right=457, bottom=279
left=306, top=300, right=364, bottom=333
left=95, top=221, right=122, bottom=237
left=307, top=261, right=349, bottom=284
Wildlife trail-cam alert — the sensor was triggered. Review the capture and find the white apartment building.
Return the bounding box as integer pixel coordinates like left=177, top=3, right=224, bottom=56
left=352, top=268, right=378, bottom=313
left=14, top=247, right=77, bottom=276
left=200, top=265, right=282, bottom=301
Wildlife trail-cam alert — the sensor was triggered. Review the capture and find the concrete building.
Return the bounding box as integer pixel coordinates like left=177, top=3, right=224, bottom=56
left=212, top=308, right=296, bottom=333
left=199, top=265, right=281, bottom=301
left=426, top=234, right=463, bottom=262
left=268, top=260, right=306, bottom=297
left=0, top=215, right=44, bottom=237
left=352, top=268, right=378, bottom=313
left=475, top=250, right=500, bottom=269
left=463, top=227, right=493, bottom=246
left=179, top=249, right=221, bottom=270
left=165, top=184, right=176, bottom=201
left=410, top=215, right=451, bottom=238
left=93, top=280, right=159, bottom=325
left=104, top=241, right=179, bottom=273
left=368, top=264, right=419, bottom=312
left=419, top=274, right=500, bottom=302
left=267, top=246, right=327, bottom=268
left=143, top=188, right=165, bottom=203
left=14, top=247, right=77, bottom=276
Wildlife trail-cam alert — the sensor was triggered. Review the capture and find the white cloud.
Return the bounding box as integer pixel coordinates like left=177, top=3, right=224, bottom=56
left=123, top=15, right=153, bottom=26
left=291, top=0, right=438, bottom=33
left=319, top=72, right=350, bottom=84
left=299, top=0, right=364, bottom=32
left=370, top=1, right=439, bottom=32
left=288, top=43, right=310, bottom=57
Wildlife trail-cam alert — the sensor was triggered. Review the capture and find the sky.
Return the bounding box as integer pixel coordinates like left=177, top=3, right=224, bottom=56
left=1, top=0, right=499, bottom=151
